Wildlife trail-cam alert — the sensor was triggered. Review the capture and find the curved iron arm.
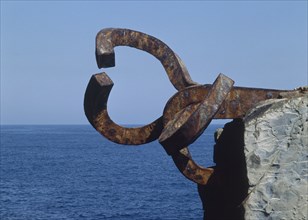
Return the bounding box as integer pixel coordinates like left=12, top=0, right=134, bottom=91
left=159, top=74, right=234, bottom=184
left=160, top=74, right=234, bottom=154
left=95, top=28, right=197, bottom=91
left=84, top=73, right=164, bottom=145
left=85, top=28, right=197, bottom=145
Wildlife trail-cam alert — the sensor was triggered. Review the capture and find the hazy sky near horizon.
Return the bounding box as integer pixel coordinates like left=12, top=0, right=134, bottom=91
left=1, top=1, right=307, bottom=125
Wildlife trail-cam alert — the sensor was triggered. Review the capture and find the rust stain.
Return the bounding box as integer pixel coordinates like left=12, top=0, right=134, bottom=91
left=159, top=74, right=234, bottom=155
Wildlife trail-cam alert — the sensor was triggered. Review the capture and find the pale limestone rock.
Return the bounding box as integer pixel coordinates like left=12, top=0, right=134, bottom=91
left=243, top=95, right=308, bottom=220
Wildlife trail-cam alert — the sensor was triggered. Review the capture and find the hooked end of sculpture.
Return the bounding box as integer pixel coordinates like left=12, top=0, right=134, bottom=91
left=96, top=50, right=115, bottom=68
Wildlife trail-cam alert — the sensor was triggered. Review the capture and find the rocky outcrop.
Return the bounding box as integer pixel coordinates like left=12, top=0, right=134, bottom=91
left=198, top=92, right=307, bottom=220
left=243, top=94, right=307, bottom=219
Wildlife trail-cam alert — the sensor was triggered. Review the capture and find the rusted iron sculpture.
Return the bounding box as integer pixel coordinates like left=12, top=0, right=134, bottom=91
left=84, top=28, right=302, bottom=185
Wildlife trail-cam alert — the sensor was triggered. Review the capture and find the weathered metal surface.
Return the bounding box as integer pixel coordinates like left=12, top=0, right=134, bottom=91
left=159, top=74, right=234, bottom=155
left=163, top=85, right=290, bottom=120
left=84, top=27, right=299, bottom=186
left=172, top=148, right=214, bottom=185
left=95, top=28, right=197, bottom=91
left=84, top=73, right=163, bottom=145
left=85, top=28, right=198, bottom=145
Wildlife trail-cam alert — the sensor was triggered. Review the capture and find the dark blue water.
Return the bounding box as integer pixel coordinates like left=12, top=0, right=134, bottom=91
left=0, top=124, right=221, bottom=220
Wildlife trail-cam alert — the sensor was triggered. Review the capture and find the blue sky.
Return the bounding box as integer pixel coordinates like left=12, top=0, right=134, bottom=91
left=1, top=1, right=307, bottom=125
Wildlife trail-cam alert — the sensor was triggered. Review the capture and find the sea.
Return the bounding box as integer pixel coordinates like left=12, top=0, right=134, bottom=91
left=0, top=124, right=222, bottom=220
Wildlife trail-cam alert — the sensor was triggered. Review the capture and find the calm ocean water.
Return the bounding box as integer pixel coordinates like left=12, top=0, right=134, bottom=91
left=0, top=124, right=221, bottom=220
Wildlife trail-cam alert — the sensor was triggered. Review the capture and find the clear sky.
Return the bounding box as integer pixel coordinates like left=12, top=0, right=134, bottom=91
left=1, top=1, right=307, bottom=125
